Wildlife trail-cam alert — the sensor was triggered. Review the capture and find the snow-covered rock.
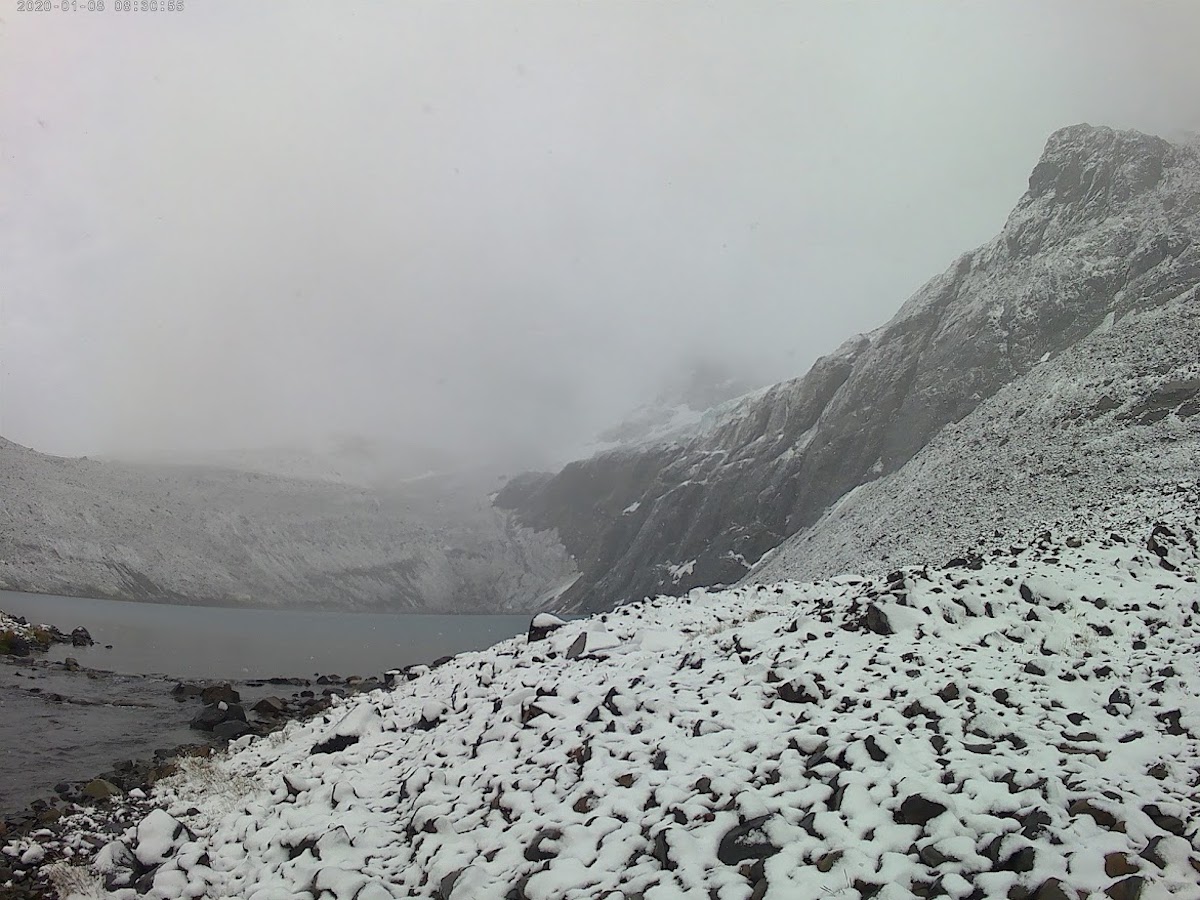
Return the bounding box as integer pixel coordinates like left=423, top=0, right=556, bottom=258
left=50, top=489, right=1200, bottom=899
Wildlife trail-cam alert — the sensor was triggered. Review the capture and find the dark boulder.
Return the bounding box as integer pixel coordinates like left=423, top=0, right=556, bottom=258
left=528, top=614, right=566, bottom=643
left=70, top=626, right=94, bottom=646
left=865, top=605, right=893, bottom=635
left=200, top=683, right=240, bottom=705
left=253, top=696, right=288, bottom=716
left=4, top=635, right=32, bottom=657
left=1067, top=799, right=1120, bottom=830
left=1033, top=879, right=1074, bottom=900
left=776, top=681, right=820, bottom=704
left=212, top=720, right=252, bottom=741
left=1105, top=876, right=1145, bottom=900
left=717, top=815, right=779, bottom=865
left=311, top=733, right=358, bottom=755
left=189, top=702, right=247, bottom=732
left=1105, top=853, right=1139, bottom=878
left=171, top=683, right=203, bottom=701
left=897, top=794, right=947, bottom=827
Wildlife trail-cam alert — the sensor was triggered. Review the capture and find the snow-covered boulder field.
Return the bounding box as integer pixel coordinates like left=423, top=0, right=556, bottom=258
left=14, top=489, right=1200, bottom=899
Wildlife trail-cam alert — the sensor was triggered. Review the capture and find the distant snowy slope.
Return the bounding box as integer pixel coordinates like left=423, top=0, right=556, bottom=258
left=0, top=439, right=573, bottom=611
left=27, top=486, right=1200, bottom=899
left=750, top=292, right=1200, bottom=585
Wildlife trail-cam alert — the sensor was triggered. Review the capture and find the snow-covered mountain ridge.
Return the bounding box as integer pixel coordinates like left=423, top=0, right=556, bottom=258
left=751, top=288, right=1200, bottom=586
left=498, top=124, right=1200, bottom=612
left=0, top=438, right=574, bottom=612
left=19, top=484, right=1200, bottom=898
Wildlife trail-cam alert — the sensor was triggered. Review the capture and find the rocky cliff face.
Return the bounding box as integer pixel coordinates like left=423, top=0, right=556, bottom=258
left=499, top=124, right=1200, bottom=612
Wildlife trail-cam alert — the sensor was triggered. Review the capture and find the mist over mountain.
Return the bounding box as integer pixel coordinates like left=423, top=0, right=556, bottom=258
left=0, top=436, right=575, bottom=612
left=499, top=124, right=1200, bottom=612
left=4, top=124, right=1197, bottom=617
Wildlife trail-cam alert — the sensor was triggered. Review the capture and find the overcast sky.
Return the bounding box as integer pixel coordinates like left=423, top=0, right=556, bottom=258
left=2, top=1, right=1198, bottom=466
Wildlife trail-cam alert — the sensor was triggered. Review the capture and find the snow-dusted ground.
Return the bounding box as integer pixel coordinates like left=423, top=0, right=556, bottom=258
left=15, top=486, right=1199, bottom=899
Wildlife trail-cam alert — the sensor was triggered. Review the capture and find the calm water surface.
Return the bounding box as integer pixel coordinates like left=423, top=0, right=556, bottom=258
left=0, top=590, right=533, bottom=816
left=1, top=590, right=531, bottom=678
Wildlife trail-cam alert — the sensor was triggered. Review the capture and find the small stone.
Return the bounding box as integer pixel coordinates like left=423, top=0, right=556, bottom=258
left=815, top=850, right=843, bottom=872
left=1140, top=836, right=1168, bottom=869
left=1003, top=846, right=1037, bottom=873
left=565, top=633, right=588, bottom=659
left=919, top=845, right=950, bottom=868
left=1105, top=853, right=1139, bottom=877
left=1033, top=878, right=1074, bottom=900
left=717, top=815, right=779, bottom=865
left=523, top=829, right=560, bottom=863
left=1141, top=804, right=1186, bottom=836
left=1068, top=798, right=1120, bottom=830
left=1104, top=876, right=1145, bottom=900
left=82, top=778, right=121, bottom=800
left=897, top=794, right=947, bottom=827
left=1020, top=809, right=1052, bottom=838
left=776, top=681, right=820, bottom=704
left=439, top=869, right=464, bottom=899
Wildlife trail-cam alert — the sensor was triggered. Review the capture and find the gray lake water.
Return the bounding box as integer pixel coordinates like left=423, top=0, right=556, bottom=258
left=0, top=590, right=531, bottom=679
left=0, top=590, right=533, bottom=816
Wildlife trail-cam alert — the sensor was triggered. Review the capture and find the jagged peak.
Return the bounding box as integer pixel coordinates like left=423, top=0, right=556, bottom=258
left=1025, top=122, right=1172, bottom=204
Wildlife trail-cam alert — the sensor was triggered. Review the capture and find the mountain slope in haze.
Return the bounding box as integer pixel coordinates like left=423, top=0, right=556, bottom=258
left=0, top=439, right=574, bottom=612
left=498, top=124, right=1200, bottom=613
left=750, top=294, right=1200, bottom=586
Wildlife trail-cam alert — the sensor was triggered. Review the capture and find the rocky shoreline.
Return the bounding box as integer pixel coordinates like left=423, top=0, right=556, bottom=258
left=0, top=616, right=445, bottom=900
left=5, top=506, right=1199, bottom=899
left=1, top=610, right=97, bottom=658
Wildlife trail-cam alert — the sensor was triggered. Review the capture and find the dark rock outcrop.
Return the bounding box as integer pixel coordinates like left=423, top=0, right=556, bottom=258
left=498, top=125, right=1200, bottom=612
left=189, top=702, right=248, bottom=732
